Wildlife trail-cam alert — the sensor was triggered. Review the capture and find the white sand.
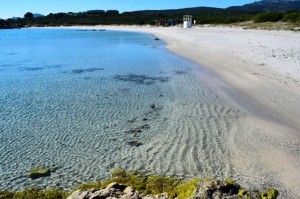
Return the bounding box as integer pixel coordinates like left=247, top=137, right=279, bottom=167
left=54, top=25, right=300, bottom=198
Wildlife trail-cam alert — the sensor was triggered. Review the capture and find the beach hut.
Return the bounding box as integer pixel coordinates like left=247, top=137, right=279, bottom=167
left=154, top=19, right=164, bottom=27
left=166, top=19, right=177, bottom=26
left=183, top=15, right=192, bottom=28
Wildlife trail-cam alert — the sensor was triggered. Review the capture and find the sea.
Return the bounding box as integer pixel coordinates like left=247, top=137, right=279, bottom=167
left=0, top=28, right=245, bottom=191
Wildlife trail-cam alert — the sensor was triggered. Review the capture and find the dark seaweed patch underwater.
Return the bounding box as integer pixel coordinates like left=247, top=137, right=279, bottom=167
left=113, top=74, right=169, bottom=85
left=72, top=68, right=104, bottom=74
left=18, top=67, right=44, bottom=71
left=45, top=64, right=63, bottom=69
left=0, top=64, right=19, bottom=68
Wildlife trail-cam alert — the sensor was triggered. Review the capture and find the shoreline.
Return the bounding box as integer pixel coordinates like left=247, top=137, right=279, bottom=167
left=96, top=25, right=300, bottom=198
left=109, top=26, right=300, bottom=131
left=55, top=25, right=300, bottom=131
left=32, top=26, right=300, bottom=198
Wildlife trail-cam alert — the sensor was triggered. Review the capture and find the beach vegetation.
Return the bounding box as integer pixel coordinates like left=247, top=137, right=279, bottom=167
left=282, top=12, right=300, bottom=24
left=254, top=12, right=284, bottom=23
left=1, top=7, right=300, bottom=30
left=24, top=12, right=34, bottom=19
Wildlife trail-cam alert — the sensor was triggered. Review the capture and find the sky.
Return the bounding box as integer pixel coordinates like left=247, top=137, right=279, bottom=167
left=0, top=0, right=256, bottom=19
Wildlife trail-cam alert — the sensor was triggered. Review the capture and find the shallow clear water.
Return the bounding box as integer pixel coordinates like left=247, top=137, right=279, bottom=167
left=0, top=28, right=242, bottom=190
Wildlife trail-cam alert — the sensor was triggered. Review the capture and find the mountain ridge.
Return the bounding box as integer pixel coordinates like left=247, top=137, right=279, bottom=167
left=227, top=0, right=300, bottom=12
left=128, top=0, right=300, bottom=16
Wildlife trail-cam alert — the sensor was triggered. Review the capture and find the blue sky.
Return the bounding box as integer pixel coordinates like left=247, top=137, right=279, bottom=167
left=0, top=0, right=256, bottom=19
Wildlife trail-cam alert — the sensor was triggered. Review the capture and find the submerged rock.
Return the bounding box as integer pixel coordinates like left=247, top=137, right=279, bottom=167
left=125, top=124, right=150, bottom=135
left=28, top=167, right=51, bottom=179
left=127, top=141, right=143, bottom=147
left=174, top=70, right=187, bottom=75
left=150, top=104, right=156, bottom=110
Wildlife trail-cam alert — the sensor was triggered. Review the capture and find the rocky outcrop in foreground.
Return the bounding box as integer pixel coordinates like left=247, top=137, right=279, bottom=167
left=0, top=168, right=278, bottom=199
left=67, top=180, right=278, bottom=199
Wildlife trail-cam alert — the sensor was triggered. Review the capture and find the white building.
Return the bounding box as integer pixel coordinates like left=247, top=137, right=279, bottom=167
left=183, top=15, right=192, bottom=28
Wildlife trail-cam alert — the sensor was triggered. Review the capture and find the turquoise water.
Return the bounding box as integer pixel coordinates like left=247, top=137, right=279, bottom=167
left=0, top=28, right=242, bottom=190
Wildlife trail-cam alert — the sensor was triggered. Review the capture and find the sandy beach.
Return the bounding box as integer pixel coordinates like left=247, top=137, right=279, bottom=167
left=68, top=25, right=300, bottom=129
left=104, top=25, right=300, bottom=198
left=48, top=25, right=300, bottom=198
left=104, top=25, right=300, bottom=128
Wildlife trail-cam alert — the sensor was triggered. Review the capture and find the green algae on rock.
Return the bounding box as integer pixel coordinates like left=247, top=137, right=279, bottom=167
left=175, top=179, right=200, bottom=199
left=260, top=188, right=279, bottom=199
left=1, top=168, right=279, bottom=199
left=0, top=188, right=70, bottom=199
left=28, top=167, right=51, bottom=179
left=74, top=168, right=279, bottom=199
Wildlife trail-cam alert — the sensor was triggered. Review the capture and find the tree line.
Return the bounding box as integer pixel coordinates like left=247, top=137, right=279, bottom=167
left=1, top=10, right=300, bottom=29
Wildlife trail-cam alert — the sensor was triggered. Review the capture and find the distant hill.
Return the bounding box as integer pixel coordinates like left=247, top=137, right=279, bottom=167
left=127, top=0, right=300, bottom=16
left=261, top=0, right=297, bottom=2
left=227, top=0, right=300, bottom=12
left=128, top=7, right=225, bottom=15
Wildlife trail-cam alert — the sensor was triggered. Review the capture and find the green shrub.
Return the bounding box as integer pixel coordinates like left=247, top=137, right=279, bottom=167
left=282, top=12, right=300, bottom=23
left=254, top=12, right=284, bottom=23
